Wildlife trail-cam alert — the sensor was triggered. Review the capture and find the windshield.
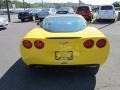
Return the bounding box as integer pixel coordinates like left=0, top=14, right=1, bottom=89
left=58, top=7, right=70, bottom=11
left=77, top=6, right=89, bottom=11
left=101, top=6, right=113, bottom=10
left=42, top=16, right=87, bottom=32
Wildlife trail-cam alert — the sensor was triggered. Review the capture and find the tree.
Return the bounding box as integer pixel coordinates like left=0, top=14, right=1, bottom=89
left=0, top=0, right=5, bottom=8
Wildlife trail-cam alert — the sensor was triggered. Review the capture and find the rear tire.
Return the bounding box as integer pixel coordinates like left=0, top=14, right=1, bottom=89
left=111, top=19, right=115, bottom=22
left=21, top=19, right=25, bottom=22
left=30, top=17, right=33, bottom=21
left=89, top=18, right=92, bottom=23
left=40, top=18, right=43, bottom=22
left=96, top=19, right=100, bottom=22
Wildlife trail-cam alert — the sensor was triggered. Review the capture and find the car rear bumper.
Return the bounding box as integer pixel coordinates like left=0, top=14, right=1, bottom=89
left=21, top=57, right=108, bottom=66
left=77, top=13, right=93, bottom=19
left=96, top=14, right=116, bottom=20
left=21, top=47, right=109, bottom=66
left=83, top=16, right=92, bottom=20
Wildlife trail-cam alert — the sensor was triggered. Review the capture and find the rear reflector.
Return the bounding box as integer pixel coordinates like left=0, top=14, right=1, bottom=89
left=23, top=40, right=32, bottom=49
left=34, top=40, right=44, bottom=49
left=84, top=39, right=94, bottom=48
left=96, top=39, right=106, bottom=48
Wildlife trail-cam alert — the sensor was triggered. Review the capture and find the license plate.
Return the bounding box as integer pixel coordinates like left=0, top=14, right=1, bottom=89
left=55, top=51, right=73, bottom=60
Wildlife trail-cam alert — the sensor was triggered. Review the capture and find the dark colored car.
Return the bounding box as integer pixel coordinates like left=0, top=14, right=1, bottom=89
left=35, top=8, right=56, bottom=21
left=76, top=6, right=93, bottom=21
left=18, top=10, right=33, bottom=22
left=29, top=9, right=41, bottom=16
left=57, top=7, right=74, bottom=14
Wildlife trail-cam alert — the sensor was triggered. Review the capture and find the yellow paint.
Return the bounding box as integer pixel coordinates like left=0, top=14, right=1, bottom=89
left=20, top=26, right=110, bottom=65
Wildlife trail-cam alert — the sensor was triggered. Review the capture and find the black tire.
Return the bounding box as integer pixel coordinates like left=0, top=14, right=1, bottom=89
left=96, top=19, right=100, bottom=22
left=28, top=64, right=36, bottom=69
left=30, top=17, right=33, bottom=21
left=89, top=18, right=92, bottom=22
left=40, top=18, right=43, bottom=22
left=92, top=15, right=93, bottom=19
left=21, top=19, right=25, bottom=22
left=111, top=19, right=115, bottom=22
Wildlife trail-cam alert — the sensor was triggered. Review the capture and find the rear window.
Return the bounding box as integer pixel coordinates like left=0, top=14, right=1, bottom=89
left=77, top=6, right=89, bottom=12
left=101, top=6, right=113, bottom=10
left=42, top=16, right=87, bottom=32
left=58, top=7, right=69, bottom=11
left=24, top=10, right=31, bottom=12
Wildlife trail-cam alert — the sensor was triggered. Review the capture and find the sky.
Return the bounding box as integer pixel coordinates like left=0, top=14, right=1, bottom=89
left=18, top=0, right=120, bottom=5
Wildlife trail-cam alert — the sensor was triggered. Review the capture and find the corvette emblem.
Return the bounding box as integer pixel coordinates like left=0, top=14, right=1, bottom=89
left=60, top=41, right=69, bottom=45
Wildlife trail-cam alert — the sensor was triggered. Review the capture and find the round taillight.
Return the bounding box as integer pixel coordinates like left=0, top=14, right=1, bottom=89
left=96, top=39, right=106, bottom=48
left=34, top=40, right=44, bottom=49
left=84, top=39, right=94, bottom=48
left=23, top=40, right=32, bottom=49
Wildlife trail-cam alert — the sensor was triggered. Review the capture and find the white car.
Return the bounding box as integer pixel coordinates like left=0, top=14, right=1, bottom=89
left=96, top=5, right=116, bottom=22
left=0, top=17, right=8, bottom=29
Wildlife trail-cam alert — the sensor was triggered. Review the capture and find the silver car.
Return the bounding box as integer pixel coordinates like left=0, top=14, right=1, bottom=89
left=0, top=17, right=8, bottom=29
left=57, top=7, right=74, bottom=14
left=35, top=8, right=56, bottom=21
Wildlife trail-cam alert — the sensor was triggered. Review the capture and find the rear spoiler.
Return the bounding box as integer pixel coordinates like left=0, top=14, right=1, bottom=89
left=46, top=37, right=81, bottom=39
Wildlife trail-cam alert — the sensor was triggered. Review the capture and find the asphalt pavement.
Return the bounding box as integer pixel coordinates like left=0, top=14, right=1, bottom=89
left=0, top=15, right=120, bottom=90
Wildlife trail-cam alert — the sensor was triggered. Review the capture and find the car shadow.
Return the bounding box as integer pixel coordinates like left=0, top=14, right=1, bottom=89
left=0, top=58, right=97, bottom=90
left=93, top=20, right=114, bottom=24
left=0, top=27, right=7, bottom=31
left=92, top=20, right=115, bottom=30
left=13, top=20, right=34, bottom=23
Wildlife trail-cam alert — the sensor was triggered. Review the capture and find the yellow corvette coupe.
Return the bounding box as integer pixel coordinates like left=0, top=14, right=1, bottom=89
left=20, top=14, right=110, bottom=70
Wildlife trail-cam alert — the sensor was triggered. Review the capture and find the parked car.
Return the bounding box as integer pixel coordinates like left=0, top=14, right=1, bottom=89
left=76, top=6, right=93, bottom=21
left=35, top=8, right=56, bottom=21
left=20, top=14, right=110, bottom=74
left=96, top=5, right=116, bottom=22
left=29, top=9, right=41, bottom=16
left=57, top=7, right=74, bottom=14
left=0, top=17, right=8, bottom=29
left=18, top=10, right=33, bottom=22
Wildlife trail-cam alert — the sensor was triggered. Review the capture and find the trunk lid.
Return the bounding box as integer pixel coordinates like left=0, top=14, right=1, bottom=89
left=99, top=10, right=114, bottom=16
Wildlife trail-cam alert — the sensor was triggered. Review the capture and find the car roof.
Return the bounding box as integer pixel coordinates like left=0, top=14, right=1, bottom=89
left=77, top=5, right=91, bottom=7
left=100, top=5, right=114, bottom=7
